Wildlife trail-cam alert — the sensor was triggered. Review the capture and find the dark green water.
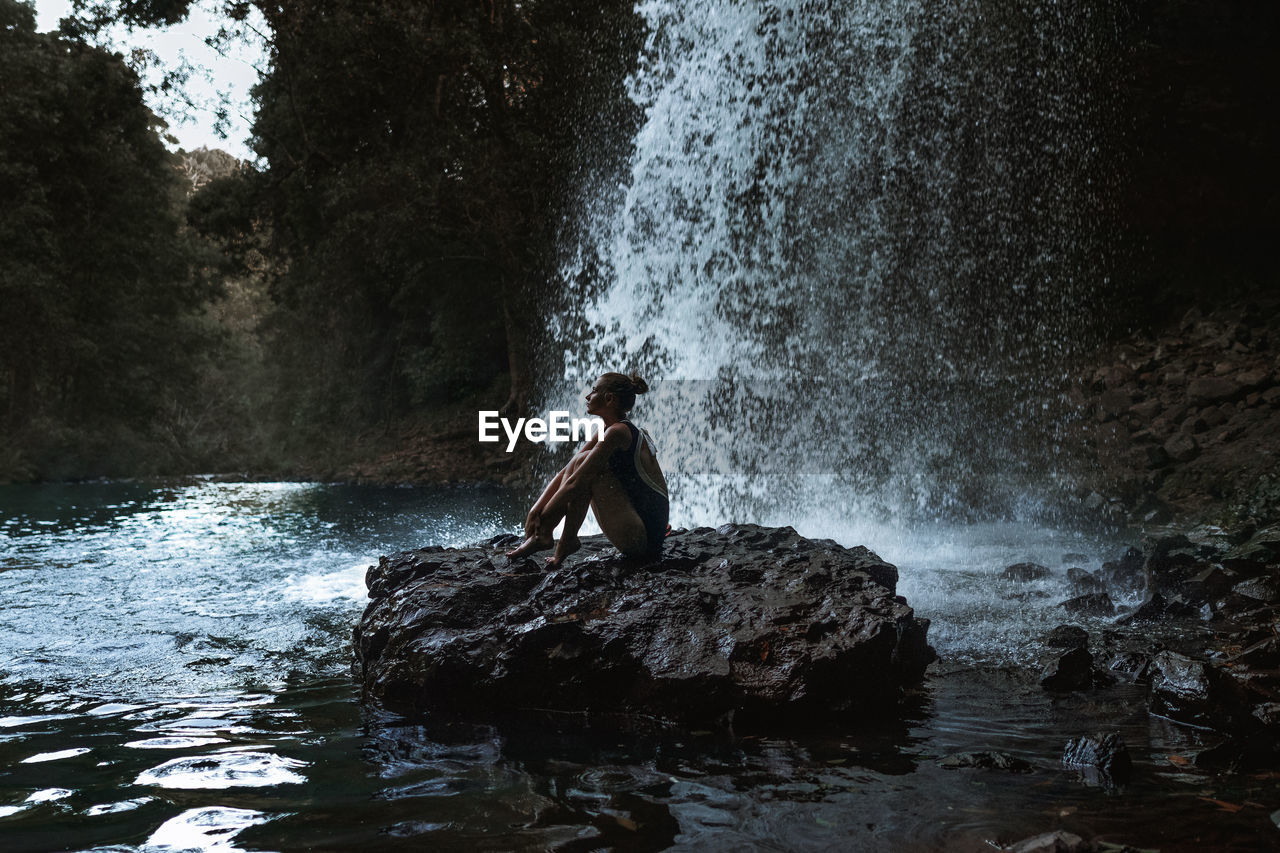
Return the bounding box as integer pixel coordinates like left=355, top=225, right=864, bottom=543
left=2, top=482, right=1277, bottom=851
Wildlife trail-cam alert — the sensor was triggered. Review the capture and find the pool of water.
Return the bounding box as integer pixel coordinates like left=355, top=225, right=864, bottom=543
left=2, top=481, right=1277, bottom=851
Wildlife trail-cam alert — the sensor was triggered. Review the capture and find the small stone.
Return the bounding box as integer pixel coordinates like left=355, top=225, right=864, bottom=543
left=1238, top=368, right=1272, bottom=390
left=1009, top=830, right=1090, bottom=853
left=1233, top=577, right=1279, bottom=603
left=1188, top=376, right=1242, bottom=404
left=938, top=751, right=1034, bottom=772
left=1163, top=432, right=1199, bottom=462
left=1044, top=625, right=1089, bottom=649
left=1202, top=406, right=1228, bottom=428
left=1113, top=592, right=1166, bottom=624
left=1126, top=398, right=1159, bottom=422
left=1145, top=444, right=1171, bottom=467
left=1100, top=547, right=1145, bottom=591
left=1041, top=647, right=1093, bottom=691
left=1059, top=592, right=1115, bottom=616
left=1066, top=567, right=1105, bottom=593
left=1099, top=389, right=1131, bottom=417
left=1063, top=732, right=1132, bottom=787
left=1108, top=650, right=1155, bottom=681
left=1001, top=562, right=1051, bottom=582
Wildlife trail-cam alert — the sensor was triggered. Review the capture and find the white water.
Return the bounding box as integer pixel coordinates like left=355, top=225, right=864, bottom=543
left=553, top=0, right=1113, bottom=528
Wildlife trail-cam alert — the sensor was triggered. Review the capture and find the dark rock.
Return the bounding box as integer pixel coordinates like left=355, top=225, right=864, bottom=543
left=1179, top=413, right=1208, bottom=434
left=1044, top=625, right=1089, bottom=649
left=1144, top=534, right=1209, bottom=596
left=1001, top=562, right=1051, bottom=582
left=1098, top=389, right=1131, bottom=418
left=1131, top=493, right=1173, bottom=524
left=1230, top=636, right=1280, bottom=668
left=1233, top=577, right=1279, bottom=603
left=1007, top=831, right=1090, bottom=853
left=1188, top=376, right=1243, bottom=405
left=1237, top=368, right=1273, bottom=391
left=1150, top=651, right=1246, bottom=731
left=1062, top=732, right=1132, bottom=787
left=1181, top=565, right=1238, bottom=603
left=1065, top=568, right=1105, bottom=594
left=938, top=751, right=1034, bottom=772
left=1193, top=732, right=1280, bottom=772
left=1058, top=592, right=1115, bottom=617
left=1100, top=547, right=1144, bottom=591
left=1115, top=591, right=1199, bottom=625
left=1061, top=553, right=1089, bottom=565
left=1108, top=650, right=1155, bottom=682
left=1212, top=593, right=1271, bottom=620
left=1163, top=431, right=1199, bottom=462
left=1218, top=527, right=1280, bottom=573
left=1131, top=398, right=1163, bottom=421
left=353, top=525, right=936, bottom=723
left=1144, top=444, right=1171, bottom=467
left=1254, top=703, right=1280, bottom=729
left=1041, top=647, right=1094, bottom=692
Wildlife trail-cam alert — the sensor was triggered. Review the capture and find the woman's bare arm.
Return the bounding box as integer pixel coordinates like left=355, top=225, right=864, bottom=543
left=527, top=436, right=602, bottom=520
left=539, top=425, right=628, bottom=522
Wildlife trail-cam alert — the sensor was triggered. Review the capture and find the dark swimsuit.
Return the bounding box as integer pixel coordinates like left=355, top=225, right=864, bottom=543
left=607, top=420, right=669, bottom=556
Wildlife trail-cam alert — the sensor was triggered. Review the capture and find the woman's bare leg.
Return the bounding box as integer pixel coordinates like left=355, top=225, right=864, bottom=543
left=543, top=471, right=647, bottom=566
left=506, top=451, right=588, bottom=558
left=545, top=487, right=590, bottom=567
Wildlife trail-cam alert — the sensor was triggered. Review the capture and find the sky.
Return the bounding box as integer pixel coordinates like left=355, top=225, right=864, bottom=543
left=32, top=0, right=265, bottom=161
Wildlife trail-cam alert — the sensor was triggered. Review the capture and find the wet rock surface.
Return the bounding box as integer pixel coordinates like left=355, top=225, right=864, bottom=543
left=1062, top=733, right=1132, bottom=788
left=1044, top=522, right=1280, bottom=772
left=1002, top=562, right=1052, bottom=582
left=938, top=751, right=1034, bottom=772
left=353, top=524, right=936, bottom=724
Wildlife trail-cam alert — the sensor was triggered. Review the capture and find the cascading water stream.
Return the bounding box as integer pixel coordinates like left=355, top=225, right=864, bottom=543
left=549, top=0, right=1125, bottom=660
left=553, top=0, right=1117, bottom=533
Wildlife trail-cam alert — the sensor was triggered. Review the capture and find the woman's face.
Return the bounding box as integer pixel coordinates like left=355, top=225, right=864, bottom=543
left=585, top=378, right=612, bottom=415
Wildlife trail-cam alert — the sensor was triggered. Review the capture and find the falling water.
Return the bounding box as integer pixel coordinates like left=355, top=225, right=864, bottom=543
left=553, top=0, right=1118, bottom=529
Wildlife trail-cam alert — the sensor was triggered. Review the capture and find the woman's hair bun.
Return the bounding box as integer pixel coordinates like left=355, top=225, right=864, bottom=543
left=628, top=373, right=649, bottom=395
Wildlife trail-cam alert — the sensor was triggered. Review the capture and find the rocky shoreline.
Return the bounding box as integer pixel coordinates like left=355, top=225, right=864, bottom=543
left=1036, top=523, right=1280, bottom=766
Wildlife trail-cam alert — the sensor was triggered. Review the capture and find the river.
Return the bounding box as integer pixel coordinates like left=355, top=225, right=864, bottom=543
left=3, top=480, right=1277, bottom=850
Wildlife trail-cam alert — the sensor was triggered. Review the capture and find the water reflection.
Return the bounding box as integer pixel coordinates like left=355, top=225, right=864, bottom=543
left=144, top=806, right=274, bottom=852
left=135, top=751, right=307, bottom=789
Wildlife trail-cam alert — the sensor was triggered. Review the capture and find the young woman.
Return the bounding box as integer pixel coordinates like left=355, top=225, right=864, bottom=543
left=506, top=372, right=669, bottom=566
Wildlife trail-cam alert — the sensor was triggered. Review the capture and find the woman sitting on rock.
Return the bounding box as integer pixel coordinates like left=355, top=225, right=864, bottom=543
left=506, top=372, right=669, bottom=567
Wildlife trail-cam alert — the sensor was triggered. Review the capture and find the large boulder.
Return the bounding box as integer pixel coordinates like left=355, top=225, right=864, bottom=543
left=352, top=524, right=935, bottom=724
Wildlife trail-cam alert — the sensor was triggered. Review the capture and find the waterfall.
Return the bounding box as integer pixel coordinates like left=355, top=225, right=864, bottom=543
left=553, top=0, right=1117, bottom=530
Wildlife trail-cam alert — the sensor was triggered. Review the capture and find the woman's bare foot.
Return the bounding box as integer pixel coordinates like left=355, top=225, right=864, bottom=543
left=544, top=534, right=581, bottom=568
left=506, top=533, right=553, bottom=559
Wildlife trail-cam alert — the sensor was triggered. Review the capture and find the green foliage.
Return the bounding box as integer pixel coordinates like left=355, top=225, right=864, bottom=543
left=226, top=0, right=643, bottom=429
left=2, top=0, right=644, bottom=479
left=0, top=0, right=213, bottom=479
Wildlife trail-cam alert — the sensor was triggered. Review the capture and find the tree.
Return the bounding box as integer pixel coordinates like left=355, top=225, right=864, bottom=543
left=0, top=0, right=211, bottom=477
